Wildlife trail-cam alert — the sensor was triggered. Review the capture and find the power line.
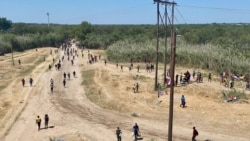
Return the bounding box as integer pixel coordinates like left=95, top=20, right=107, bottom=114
left=159, top=4, right=186, bottom=26
left=178, top=4, right=250, bottom=13
left=173, top=4, right=250, bottom=24
left=176, top=7, right=187, bottom=24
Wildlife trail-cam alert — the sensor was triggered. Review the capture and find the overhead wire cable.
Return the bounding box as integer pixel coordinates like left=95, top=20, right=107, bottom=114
left=176, top=6, right=187, bottom=24
left=178, top=4, right=250, bottom=14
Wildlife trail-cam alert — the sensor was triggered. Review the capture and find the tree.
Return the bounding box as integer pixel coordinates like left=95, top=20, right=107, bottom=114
left=0, top=17, right=12, bottom=32
left=3, top=34, right=17, bottom=65
left=75, top=21, right=93, bottom=41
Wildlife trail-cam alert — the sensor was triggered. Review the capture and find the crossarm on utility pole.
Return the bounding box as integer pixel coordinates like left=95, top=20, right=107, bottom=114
left=153, top=0, right=176, bottom=5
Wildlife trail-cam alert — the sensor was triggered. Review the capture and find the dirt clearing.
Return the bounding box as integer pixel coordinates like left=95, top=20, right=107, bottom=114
left=0, top=44, right=249, bottom=141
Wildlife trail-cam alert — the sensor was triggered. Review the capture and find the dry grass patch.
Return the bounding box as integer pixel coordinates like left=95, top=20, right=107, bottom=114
left=0, top=48, right=52, bottom=94
left=81, top=69, right=106, bottom=105
left=0, top=101, right=10, bottom=119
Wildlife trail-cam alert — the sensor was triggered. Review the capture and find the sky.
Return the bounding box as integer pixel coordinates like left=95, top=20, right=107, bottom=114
left=0, top=0, right=250, bottom=25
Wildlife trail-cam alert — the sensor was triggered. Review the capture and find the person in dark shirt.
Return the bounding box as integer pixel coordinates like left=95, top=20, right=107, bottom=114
left=44, top=114, right=49, bottom=129
left=133, top=123, right=140, bottom=140
left=192, top=127, right=199, bottom=141
left=116, top=127, right=122, bottom=141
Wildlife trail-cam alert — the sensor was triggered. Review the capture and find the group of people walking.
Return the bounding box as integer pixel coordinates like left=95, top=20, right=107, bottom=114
left=36, top=114, right=49, bottom=131
left=115, top=123, right=141, bottom=141
left=116, top=122, right=198, bottom=141
left=21, top=77, right=33, bottom=87
left=35, top=45, right=78, bottom=131
left=20, top=44, right=200, bottom=140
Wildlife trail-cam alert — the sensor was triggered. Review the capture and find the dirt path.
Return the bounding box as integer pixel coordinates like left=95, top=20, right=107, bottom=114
left=1, top=44, right=250, bottom=141
left=2, top=45, right=134, bottom=141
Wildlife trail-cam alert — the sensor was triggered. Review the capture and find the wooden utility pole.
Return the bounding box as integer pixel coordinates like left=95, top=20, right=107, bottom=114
left=154, top=1, right=176, bottom=140
left=168, top=3, right=176, bottom=141
left=163, top=0, right=168, bottom=85
left=47, top=13, right=50, bottom=29
left=11, top=45, right=14, bottom=66
left=154, top=1, right=160, bottom=90
left=154, top=0, right=176, bottom=90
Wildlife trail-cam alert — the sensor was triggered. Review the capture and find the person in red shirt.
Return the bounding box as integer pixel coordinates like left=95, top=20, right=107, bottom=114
left=21, top=78, right=25, bottom=87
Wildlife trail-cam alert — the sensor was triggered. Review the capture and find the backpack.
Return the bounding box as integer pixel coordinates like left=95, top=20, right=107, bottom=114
left=195, top=129, right=199, bottom=136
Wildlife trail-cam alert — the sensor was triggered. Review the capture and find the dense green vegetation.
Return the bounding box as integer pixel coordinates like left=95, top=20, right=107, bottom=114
left=73, top=23, right=250, bottom=52
left=106, top=38, right=250, bottom=75
left=0, top=18, right=12, bottom=31
left=1, top=17, right=250, bottom=75
left=0, top=18, right=72, bottom=53
left=177, top=24, right=250, bottom=47
left=72, top=22, right=156, bottom=49
left=103, top=24, right=250, bottom=75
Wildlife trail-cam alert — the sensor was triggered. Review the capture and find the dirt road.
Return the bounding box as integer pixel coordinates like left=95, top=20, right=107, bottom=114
left=1, top=44, right=250, bottom=141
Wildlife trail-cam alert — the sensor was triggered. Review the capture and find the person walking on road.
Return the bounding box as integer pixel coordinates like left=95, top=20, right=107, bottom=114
left=36, top=115, right=42, bottom=131
left=135, top=83, right=139, bottom=93
left=21, top=78, right=25, bottom=87
left=44, top=114, right=49, bottom=129
left=63, top=79, right=66, bottom=87
left=192, top=126, right=199, bottom=141
left=49, top=64, right=51, bottom=70
left=29, top=77, right=33, bottom=87
left=50, top=82, right=54, bottom=93
left=50, top=79, right=54, bottom=93
left=133, top=123, right=140, bottom=141
left=180, top=95, right=186, bottom=108
left=63, top=72, right=66, bottom=79
left=50, top=78, right=54, bottom=85
left=68, top=73, right=70, bottom=80
left=116, top=127, right=122, bottom=141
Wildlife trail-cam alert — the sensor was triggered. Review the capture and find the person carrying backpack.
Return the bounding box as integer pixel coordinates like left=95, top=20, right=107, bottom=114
left=192, top=126, right=199, bottom=141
